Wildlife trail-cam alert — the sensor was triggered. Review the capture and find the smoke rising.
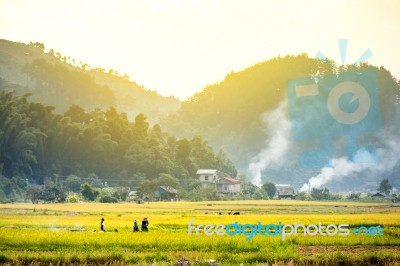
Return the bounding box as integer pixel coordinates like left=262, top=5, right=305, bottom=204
left=299, top=156, right=369, bottom=192
left=248, top=100, right=290, bottom=186
left=299, top=128, right=400, bottom=192
left=248, top=98, right=400, bottom=191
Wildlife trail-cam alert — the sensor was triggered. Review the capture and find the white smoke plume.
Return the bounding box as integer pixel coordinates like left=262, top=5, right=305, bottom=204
left=299, top=157, right=371, bottom=192
left=248, top=98, right=399, bottom=190
left=299, top=130, right=400, bottom=192
left=248, top=100, right=291, bottom=186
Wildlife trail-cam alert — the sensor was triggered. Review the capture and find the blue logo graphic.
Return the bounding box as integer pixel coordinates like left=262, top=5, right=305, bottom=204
left=287, top=40, right=381, bottom=168
left=188, top=220, right=384, bottom=241
left=351, top=225, right=383, bottom=236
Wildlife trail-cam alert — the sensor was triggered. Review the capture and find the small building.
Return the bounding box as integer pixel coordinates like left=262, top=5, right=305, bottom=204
left=155, top=186, right=177, bottom=201
left=128, top=191, right=138, bottom=202
left=216, top=177, right=241, bottom=194
left=196, top=169, right=241, bottom=194
left=276, top=184, right=296, bottom=199
left=196, top=169, right=218, bottom=185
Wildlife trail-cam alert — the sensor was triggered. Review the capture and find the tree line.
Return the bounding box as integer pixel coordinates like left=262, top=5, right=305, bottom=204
left=0, top=91, right=237, bottom=202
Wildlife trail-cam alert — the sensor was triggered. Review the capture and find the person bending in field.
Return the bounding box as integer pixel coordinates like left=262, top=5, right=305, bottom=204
left=141, top=218, right=149, bottom=232
left=100, top=218, right=105, bottom=232
left=133, top=219, right=139, bottom=232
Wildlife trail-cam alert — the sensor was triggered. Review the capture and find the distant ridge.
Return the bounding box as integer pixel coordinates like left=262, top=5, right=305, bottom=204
left=0, top=39, right=180, bottom=123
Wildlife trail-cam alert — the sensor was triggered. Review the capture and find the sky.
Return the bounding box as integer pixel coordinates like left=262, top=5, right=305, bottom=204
left=0, top=0, right=399, bottom=100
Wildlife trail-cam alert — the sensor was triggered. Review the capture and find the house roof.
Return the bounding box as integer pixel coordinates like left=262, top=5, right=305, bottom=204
left=277, top=187, right=295, bottom=196
left=276, top=184, right=291, bottom=188
left=221, top=177, right=241, bottom=184
left=196, top=169, right=218, bottom=175
left=159, top=186, right=177, bottom=194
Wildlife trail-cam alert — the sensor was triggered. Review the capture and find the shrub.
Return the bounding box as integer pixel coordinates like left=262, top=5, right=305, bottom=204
left=348, top=192, right=361, bottom=200
left=66, top=192, right=80, bottom=203
left=98, top=195, right=119, bottom=203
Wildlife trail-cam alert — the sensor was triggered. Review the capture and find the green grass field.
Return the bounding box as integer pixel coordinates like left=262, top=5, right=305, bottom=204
left=0, top=201, right=399, bottom=265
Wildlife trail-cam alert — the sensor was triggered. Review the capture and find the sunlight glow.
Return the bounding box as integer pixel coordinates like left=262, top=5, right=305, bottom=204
left=0, top=0, right=399, bottom=99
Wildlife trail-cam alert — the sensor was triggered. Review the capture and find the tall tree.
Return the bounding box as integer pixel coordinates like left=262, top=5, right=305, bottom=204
left=311, top=187, right=330, bottom=200
left=154, top=173, right=179, bottom=188
left=190, top=136, right=218, bottom=169
left=262, top=182, right=276, bottom=199
left=133, top=113, right=149, bottom=139
left=216, top=149, right=237, bottom=177
left=0, top=92, right=43, bottom=177
left=378, top=179, right=392, bottom=196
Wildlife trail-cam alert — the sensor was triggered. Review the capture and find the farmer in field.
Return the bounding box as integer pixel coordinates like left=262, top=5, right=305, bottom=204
left=141, top=217, right=149, bottom=232
left=133, top=219, right=139, bottom=232
left=100, top=218, right=105, bottom=232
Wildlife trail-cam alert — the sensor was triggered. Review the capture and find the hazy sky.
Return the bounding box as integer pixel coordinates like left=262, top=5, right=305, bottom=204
left=1, top=0, right=399, bottom=99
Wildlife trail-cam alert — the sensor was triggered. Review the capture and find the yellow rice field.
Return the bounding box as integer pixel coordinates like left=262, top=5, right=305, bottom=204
left=0, top=201, right=399, bottom=265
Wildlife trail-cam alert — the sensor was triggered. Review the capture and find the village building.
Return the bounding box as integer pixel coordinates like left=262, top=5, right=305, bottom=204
left=196, top=169, right=241, bottom=194
left=216, top=177, right=241, bottom=194
left=275, top=184, right=296, bottom=199
left=155, top=186, right=177, bottom=201
left=196, top=169, right=218, bottom=185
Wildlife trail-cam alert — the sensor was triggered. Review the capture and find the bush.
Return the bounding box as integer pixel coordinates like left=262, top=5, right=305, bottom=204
left=311, top=187, right=330, bottom=200
left=80, top=183, right=99, bottom=201
left=297, top=191, right=309, bottom=200
left=113, top=187, right=130, bottom=201
left=64, top=175, right=82, bottom=193
left=0, top=189, right=9, bottom=203
left=98, top=195, right=119, bottom=203
left=66, top=192, right=80, bottom=203
left=42, top=184, right=66, bottom=203
left=329, top=193, right=343, bottom=201
left=185, top=185, right=221, bottom=201
left=348, top=192, right=361, bottom=200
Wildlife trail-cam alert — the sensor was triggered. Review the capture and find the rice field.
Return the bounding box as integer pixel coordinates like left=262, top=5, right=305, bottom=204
left=0, top=200, right=399, bottom=265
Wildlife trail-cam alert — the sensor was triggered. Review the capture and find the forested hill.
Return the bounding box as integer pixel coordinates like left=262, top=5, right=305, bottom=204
left=160, top=54, right=400, bottom=185
left=0, top=90, right=237, bottom=202
left=0, top=39, right=180, bottom=123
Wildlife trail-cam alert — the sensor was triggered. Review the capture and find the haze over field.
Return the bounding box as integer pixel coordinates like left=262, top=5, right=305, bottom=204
left=1, top=0, right=400, bottom=99
left=0, top=1, right=399, bottom=195
left=1, top=4, right=400, bottom=265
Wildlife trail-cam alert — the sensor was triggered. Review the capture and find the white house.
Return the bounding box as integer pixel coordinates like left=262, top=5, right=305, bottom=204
left=196, top=169, right=218, bottom=185
left=196, top=169, right=241, bottom=194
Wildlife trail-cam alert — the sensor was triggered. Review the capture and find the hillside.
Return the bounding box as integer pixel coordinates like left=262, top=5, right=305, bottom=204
left=88, top=69, right=180, bottom=123
left=1, top=38, right=399, bottom=190
left=0, top=90, right=238, bottom=203
left=0, top=39, right=180, bottom=123
left=160, top=54, right=400, bottom=189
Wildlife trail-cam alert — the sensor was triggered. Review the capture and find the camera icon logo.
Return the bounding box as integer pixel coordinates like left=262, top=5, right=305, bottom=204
left=327, top=81, right=370, bottom=125
left=287, top=70, right=381, bottom=168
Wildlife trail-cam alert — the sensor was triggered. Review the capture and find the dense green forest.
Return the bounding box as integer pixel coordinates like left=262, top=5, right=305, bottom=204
left=0, top=91, right=236, bottom=202
left=160, top=54, right=400, bottom=187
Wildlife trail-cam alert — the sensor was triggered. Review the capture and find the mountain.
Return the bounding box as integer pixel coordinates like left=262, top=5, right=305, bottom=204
left=88, top=68, right=180, bottom=123
left=0, top=39, right=180, bottom=123
left=160, top=54, right=400, bottom=189
left=1, top=38, right=399, bottom=190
